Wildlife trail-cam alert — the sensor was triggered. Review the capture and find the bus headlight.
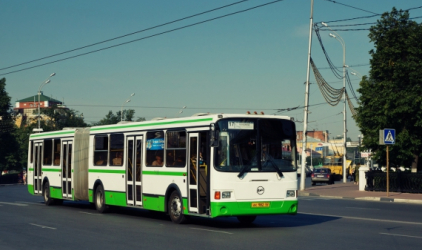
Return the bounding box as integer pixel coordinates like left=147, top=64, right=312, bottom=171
left=286, top=190, right=296, bottom=198
left=222, top=191, right=231, bottom=199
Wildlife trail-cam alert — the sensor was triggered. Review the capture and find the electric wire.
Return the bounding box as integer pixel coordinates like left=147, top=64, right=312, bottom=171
left=310, top=57, right=345, bottom=106
left=0, top=0, right=251, bottom=72
left=0, top=0, right=285, bottom=76
left=323, top=0, right=378, bottom=15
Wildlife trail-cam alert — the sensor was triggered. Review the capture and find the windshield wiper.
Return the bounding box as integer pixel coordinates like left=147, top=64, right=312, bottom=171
left=237, top=165, right=250, bottom=178
left=263, top=158, right=284, bottom=177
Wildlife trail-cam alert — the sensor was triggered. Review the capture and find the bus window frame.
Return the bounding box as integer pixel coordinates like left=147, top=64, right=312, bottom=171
left=165, top=130, right=187, bottom=168
left=94, top=134, right=109, bottom=167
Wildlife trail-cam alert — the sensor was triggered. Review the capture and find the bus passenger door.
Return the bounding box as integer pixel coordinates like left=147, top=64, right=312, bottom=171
left=126, top=136, right=143, bottom=206
left=33, top=142, right=43, bottom=195
left=188, top=133, right=199, bottom=213
left=62, top=141, right=73, bottom=199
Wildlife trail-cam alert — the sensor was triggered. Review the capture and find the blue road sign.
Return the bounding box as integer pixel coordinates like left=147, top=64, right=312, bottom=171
left=383, top=129, right=395, bottom=145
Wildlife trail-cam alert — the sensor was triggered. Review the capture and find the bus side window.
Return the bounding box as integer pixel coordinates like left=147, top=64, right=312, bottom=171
left=166, top=131, right=186, bottom=167
left=94, top=135, right=108, bottom=166
left=53, top=139, right=61, bottom=166
left=110, top=134, right=124, bottom=166
left=146, top=131, right=164, bottom=167
left=43, top=139, right=53, bottom=165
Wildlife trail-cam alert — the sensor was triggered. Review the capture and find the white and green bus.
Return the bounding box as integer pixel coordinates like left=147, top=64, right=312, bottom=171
left=27, top=113, right=298, bottom=224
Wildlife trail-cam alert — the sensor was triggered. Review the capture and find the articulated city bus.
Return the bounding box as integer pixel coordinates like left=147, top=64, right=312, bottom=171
left=27, top=113, right=298, bottom=224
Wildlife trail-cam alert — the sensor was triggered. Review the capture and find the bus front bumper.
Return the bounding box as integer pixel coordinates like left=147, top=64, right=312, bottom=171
left=210, top=200, right=298, bottom=218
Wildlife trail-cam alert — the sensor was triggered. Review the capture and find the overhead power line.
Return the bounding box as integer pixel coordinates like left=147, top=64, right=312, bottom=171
left=323, top=0, right=378, bottom=15
left=0, top=0, right=250, bottom=72
left=0, top=0, right=285, bottom=76
left=319, top=5, right=422, bottom=24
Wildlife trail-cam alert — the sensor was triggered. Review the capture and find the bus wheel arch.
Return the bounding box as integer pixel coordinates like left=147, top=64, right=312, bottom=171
left=164, top=184, right=182, bottom=214
left=42, top=178, right=54, bottom=206
left=93, top=180, right=109, bottom=213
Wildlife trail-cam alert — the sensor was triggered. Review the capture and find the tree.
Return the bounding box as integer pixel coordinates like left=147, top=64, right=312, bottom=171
left=356, top=8, right=422, bottom=172
left=93, top=109, right=139, bottom=126
left=38, top=106, right=87, bottom=131
left=0, top=78, right=21, bottom=173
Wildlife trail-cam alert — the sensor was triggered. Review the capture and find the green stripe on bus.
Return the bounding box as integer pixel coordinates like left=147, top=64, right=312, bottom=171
left=42, top=168, right=61, bottom=172
left=29, top=168, right=34, bottom=171
left=143, top=195, right=165, bottom=212
left=91, top=117, right=213, bottom=131
left=142, top=171, right=186, bottom=176
left=30, top=130, right=75, bottom=138
left=28, top=185, right=34, bottom=195
left=210, top=200, right=298, bottom=218
left=88, top=169, right=126, bottom=174
left=50, top=187, right=62, bottom=199
left=104, top=191, right=127, bottom=206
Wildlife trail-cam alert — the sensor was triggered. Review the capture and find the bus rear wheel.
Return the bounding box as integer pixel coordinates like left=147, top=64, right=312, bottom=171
left=237, top=216, right=257, bottom=225
left=95, top=185, right=109, bottom=213
left=168, top=191, right=187, bottom=224
left=43, top=182, right=54, bottom=206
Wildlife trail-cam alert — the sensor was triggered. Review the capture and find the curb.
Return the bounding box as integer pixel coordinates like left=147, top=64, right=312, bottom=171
left=299, top=192, right=422, bottom=205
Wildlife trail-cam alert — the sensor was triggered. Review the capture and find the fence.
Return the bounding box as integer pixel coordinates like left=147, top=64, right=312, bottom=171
left=365, top=171, right=422, bottom=193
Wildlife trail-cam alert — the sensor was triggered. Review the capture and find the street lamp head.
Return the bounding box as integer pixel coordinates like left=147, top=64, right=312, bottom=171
left=329, top=33, right=336, bottom=38
left=126, top=99, right=131, bottom=103
left=321, top=22, right=328, bottom=27
left=45, top=79, right=51, bottom=84
left=50, top=73, right=56, bottom=77
left=130, top=93, right=135, bottom=97
left=351, top=72, right=357, bottom=76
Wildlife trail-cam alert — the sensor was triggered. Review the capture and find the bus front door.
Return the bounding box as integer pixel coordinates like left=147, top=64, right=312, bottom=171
left=188, top=133, right=199, bottom=213
left=62, top=141, right=73, bottom=199
left=33, top=142, right=43, bottom=195
left=126, top=136, right=143, bottom=206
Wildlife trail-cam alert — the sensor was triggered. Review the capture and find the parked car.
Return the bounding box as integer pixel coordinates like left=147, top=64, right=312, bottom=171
left=311, top=168, right=334, bottom=185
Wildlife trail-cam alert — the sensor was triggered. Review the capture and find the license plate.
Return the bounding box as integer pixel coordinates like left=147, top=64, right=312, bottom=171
left=251, top=202, right=270, bottom=208
left=317, top=175, right=324, bottom=177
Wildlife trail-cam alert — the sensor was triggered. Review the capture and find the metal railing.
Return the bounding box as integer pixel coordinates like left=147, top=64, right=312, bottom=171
left=365, top=171, right=422, bottom=193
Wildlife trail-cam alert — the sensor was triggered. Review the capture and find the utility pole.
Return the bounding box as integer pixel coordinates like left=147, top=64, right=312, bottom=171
left=300, top=0, right=314, bottom=191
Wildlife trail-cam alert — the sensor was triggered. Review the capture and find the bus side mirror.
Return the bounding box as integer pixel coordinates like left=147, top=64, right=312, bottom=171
left=210, top=123, right=219, bottom=147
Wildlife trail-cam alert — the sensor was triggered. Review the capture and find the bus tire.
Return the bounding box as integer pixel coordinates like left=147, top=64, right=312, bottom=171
left=43, top=182, right=54, bottom=206
left=95, top=185, right=109, bottom=213
left=168, top=190, right=187, bottom=224
left=237, top=216, right=257, bottom=225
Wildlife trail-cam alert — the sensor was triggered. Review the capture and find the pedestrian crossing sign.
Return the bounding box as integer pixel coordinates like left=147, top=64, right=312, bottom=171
left=379, top=129, right=395, bottom=145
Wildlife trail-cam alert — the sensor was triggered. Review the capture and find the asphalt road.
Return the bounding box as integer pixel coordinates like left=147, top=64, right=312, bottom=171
left=1, top=185, right=421, bottom=250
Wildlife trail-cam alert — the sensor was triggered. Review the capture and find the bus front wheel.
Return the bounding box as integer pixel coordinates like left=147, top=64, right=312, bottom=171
left=95, top=185, right=109, bottom=213
left=168, top=191, right=187, bottom=224
left=43, top=182, right=54, bottom=206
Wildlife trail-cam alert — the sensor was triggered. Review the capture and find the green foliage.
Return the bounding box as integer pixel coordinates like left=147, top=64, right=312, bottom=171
left=0, top=78, right=21, bottom=172
left=356, top=8, right=422, bottom=171
left=38, top=106, right=87, bottom=131
left=92, top=109, right=140, bottom=126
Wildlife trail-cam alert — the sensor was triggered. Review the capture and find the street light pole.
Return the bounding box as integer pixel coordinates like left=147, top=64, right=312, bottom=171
left=322, top=22, right=347, bottom=183
left=121, top=93, right=135, bottom=122
left=36, top=73, right=56, bottom=132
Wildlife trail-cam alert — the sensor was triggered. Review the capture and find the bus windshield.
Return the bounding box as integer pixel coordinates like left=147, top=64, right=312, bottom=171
left=214, top=118, right=297, bottom=174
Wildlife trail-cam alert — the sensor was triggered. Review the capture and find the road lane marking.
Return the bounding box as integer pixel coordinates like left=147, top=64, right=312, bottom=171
left=380, top=233, right=422, bottom=239
left=29, top=223, right=57, bottom=230
left=79, top=211, right=101, bottom=215
left=345, top=207, right=380, bottom=210
left=299, top=212, right=422, bottom=226
left=16, top=201, right=44, bottom=206
left=0, top=202, right=28, bottom=206
left=190, top=228, right=233, bottom=235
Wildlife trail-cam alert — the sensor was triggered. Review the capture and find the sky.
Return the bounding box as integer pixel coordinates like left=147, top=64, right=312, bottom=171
left=2, top=0, right=421, bottom=141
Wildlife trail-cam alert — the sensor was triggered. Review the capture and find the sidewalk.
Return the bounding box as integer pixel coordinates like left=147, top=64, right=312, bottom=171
left=299, top=181, right=422, bottom=204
